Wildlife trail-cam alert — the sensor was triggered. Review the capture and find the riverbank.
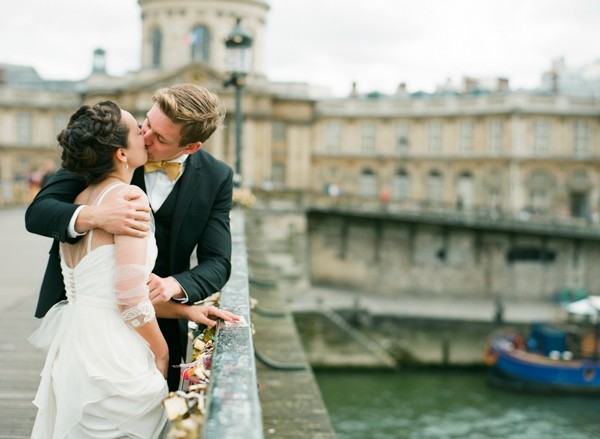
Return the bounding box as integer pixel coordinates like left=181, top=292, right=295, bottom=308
left=285, top=286, right=563, bottom=368
left=244, top=206, right=566, bottom=368
left=287, top=285, right=561, bottom=324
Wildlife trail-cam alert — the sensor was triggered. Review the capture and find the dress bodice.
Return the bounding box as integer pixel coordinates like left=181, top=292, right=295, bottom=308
left=58, top=182, right=158, bottom=311
left=60, top=236, right=157, bottom=309
left=30, top=183, right=167, bottom=439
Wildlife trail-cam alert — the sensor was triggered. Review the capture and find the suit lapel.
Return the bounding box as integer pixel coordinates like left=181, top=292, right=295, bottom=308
left=169, top=153, right=202, bottom=257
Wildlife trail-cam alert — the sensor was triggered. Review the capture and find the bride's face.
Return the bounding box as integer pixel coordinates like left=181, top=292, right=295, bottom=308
left=122, top=110, right=147, bottom=169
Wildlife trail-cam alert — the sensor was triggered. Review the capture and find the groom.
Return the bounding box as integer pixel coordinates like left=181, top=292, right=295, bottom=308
left=25, top=84, right=233, bottom=391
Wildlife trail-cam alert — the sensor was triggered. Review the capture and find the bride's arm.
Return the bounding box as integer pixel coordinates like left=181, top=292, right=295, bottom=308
left=113, top=189, right=169, bottom=377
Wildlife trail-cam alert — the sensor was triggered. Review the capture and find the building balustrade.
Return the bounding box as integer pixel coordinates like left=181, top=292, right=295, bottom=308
left=317, top=92, right=600, bottom=117
left=254, top=189, right=600, bottom=240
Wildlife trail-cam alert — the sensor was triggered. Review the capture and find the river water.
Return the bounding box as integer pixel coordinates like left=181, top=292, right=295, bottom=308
left=315, top=369, right=600, bottom=439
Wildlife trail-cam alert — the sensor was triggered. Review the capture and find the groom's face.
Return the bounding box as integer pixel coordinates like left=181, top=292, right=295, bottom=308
left=142, top=104, right=184, bottom=162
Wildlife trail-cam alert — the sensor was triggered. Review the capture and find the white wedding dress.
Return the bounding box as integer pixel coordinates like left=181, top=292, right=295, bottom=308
left=29, top=183, right=168, bottom=438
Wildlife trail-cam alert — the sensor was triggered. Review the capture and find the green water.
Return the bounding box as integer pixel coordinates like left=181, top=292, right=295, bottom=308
left=315, top=370, right=600, bottom=439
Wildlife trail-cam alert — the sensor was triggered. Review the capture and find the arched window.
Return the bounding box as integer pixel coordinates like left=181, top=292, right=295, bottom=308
left=392, top=169, right=410, bottom=200
left=359, top=169, right=377, bottom=198
left=394, top=123, right=410, bottom=154
left=427, top=170, right=443, bottom=204
left=428, top=121, right=442, bottom=153
left=532, top=118, right=550, bottom=155
left=151, top=28, right=162, bottom=68
left=190, top=25, right=210, bottom=63
left=456, top=171, right=474, bottom=208
left=527, top=170, right=554, bottom=213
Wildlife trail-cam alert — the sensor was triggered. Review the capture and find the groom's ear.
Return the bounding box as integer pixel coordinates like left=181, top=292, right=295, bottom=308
left=181, top=142, right=202, bottom=154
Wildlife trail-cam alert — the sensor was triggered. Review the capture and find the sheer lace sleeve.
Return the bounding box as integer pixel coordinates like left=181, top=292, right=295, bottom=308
left=114, top=216, right=154, bottom=329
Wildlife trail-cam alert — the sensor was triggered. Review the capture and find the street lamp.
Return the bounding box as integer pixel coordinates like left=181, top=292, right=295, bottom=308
left=224, top=17, right=253, bottom=187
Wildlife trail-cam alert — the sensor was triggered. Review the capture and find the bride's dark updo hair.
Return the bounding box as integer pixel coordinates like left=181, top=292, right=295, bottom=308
left=58, top=100, right=129, bottom=185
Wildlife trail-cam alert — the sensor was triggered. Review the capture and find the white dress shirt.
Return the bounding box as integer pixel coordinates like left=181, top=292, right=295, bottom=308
left=144, top=155, right=188, bottom=211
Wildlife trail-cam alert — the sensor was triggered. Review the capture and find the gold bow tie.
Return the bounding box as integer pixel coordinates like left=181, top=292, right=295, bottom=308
left=144, top=161, right=183, bottom=182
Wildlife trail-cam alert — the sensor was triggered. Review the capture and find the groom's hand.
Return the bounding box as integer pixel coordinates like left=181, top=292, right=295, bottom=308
left=75, top=190, right=151, bottom=237
left=148, top=274, right=185, bottom=304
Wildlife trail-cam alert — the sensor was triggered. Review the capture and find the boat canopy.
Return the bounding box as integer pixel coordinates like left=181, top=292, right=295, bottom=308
left=565, top=295, right=600, bottom=319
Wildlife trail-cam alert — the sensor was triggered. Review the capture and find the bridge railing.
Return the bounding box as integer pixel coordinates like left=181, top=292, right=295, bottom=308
left=201, top=207, right=263, bottom=438
left=167, top=207, right=263, bottom=438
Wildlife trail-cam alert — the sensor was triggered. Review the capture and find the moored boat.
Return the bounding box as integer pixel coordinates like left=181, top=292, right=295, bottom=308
left=485, top=296, right=600, bottom=394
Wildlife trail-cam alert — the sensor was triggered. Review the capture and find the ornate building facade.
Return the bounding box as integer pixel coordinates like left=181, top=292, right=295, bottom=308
left=312, top=91, right=600, bottom=220
left=0, top=0, right=599, bottom=224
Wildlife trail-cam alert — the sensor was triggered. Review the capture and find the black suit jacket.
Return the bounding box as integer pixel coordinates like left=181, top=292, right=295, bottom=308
left=25, top=150, right=233, bottom=386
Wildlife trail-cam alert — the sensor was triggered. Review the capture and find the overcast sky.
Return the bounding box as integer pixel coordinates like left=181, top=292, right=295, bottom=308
left=1, top=0, right=598, bottom=96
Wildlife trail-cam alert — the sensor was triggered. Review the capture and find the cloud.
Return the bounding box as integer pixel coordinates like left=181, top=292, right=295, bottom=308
left=0, top=0, right=598, bottom=96
left=266, top=0, right=600, bottom=95
left=0, top=0, right=140, bottom=79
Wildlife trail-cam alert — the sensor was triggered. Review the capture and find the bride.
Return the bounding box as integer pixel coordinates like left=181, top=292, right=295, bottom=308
left=29, top=101, right=236, bottom=438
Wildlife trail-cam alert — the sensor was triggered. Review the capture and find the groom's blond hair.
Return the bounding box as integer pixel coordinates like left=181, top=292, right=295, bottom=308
left=152, top=84, right=226, bottom=146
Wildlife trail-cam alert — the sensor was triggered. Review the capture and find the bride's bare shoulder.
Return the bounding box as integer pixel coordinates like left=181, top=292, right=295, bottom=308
left=103, top=183, right=148, bottom=204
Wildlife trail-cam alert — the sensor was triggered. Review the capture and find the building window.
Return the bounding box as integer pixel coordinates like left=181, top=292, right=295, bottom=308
left=488, top=119, right=502, bottom=154
left=427, top=170, right=443, bottom=203
left=361, top=122, right=376, bottom=154
left=328, top=166, right=339, bottom=180
left=272, top=164, right=285, bottom=187
left=392, top=169, right=410, bottom=200
left=574, top=120, right=590, bottom=157
left=394, top=123, right=409, bottom=154
left=489, top=188, right=501, bottom=210
left=358, top=169, right=377, bottom=197
left=487, top=168, right=503, bottom=211
left=459, top=121, right=473, bottom=154
left=18, top=155, right=30, bottom=172
left=532, top=118, right=550, bottom=155
left=507, top=247, right=556, bottom=262
left=53, top=113, right=69, bottom=138
left=531, top=170, right=550, bottom=186
left=17, top=112, right=32, bottom=145
left=151, top=28, right=162, bottom=68
left=325, top=122, right=342, bottom=154
left=530, top=189, right=548, bottom=213
left=190, top=25, right=210, bottom=63
left=324, top=166, right=342, bottom=196
left=528, top=170, right=553, bottom=213
left=456, top=171, right=474, bottom=208
left=428, top=121, right=442, bottom=153
left=273, top=121, right=286, bottom=141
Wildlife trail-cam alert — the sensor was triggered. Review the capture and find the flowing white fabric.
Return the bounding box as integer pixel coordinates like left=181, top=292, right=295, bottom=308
left=29, top=183, right=167, bottom=438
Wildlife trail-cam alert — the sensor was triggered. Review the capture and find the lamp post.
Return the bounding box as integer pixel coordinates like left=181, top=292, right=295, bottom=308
left=224, top=17, right=253, bottom=187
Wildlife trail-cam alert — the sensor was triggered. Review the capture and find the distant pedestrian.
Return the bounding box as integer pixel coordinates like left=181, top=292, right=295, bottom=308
left=39, top=159, right=56, bottom=188
left=494, top=298, right=504, bottom=326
